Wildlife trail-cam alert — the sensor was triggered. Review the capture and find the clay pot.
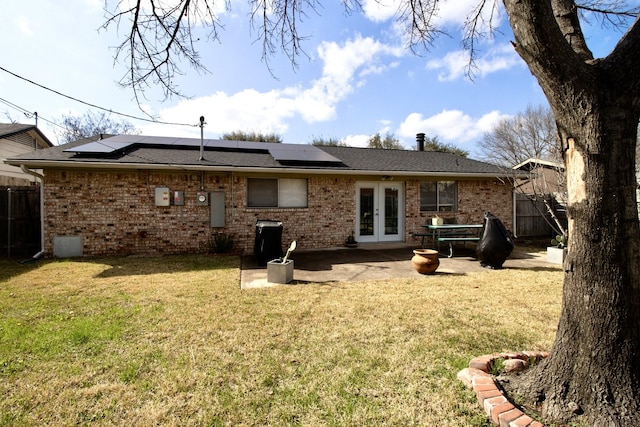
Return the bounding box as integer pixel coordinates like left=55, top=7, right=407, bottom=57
left=412, top=249, right=440, bottom=275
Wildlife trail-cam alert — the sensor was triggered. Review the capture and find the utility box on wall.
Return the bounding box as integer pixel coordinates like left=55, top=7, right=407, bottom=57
left=53, top=235, right=83, bottom=258
left=196, top=191, right=209, bottom=206
left=211, top=191, right=225, bottom=227
left=173, top=191, right=184, bottom=206
left=155, top=187, right=170, bottom=206
left=210, top=191, right=225, bottom=227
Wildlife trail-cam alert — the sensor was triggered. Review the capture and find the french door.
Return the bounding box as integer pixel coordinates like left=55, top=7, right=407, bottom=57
left=356, top=182, right=404, bottom=243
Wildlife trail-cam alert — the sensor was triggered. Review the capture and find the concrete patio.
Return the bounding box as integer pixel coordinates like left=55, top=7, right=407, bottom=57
left=240, top=242, right=558, bottom=289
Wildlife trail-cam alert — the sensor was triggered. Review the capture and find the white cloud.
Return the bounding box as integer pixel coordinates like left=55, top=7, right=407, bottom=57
left=142, top=88, right=298, bottom=138
left=476, top=44, right=523, bottom=74
left=318, top=36, right=403, bottom=82
left=436, top=0, right=500, bottom=27
left=15, top=17, right=35, bottom=36
left=145, top=35, right=405, bottom=138
left=341, top=134, right=371, bottom=148
left=475, top=110, right=510, bottom=133
left=377, top=119, right=393, bottom=134
left=337, top=121, right=398, bottom=148
left=426, top=43, right=522, bottom=81
left=338, top=121, right=408, bottom=149
left=397, top=109, right=511, bottom=143
left=83, top=0, right=104, bottom=11
left=361, top=0, right=400, bottom=22
left=363, top=0, right=502, bottom=30
left=426, top=50, right=469, bottom=81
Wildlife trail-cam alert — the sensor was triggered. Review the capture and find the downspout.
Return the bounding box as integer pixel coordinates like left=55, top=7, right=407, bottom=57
left=512, top=189, right=518, bottom=239
left=20, top=165, right=45, bottom=260
left=6, top=188, right=10, bottom=257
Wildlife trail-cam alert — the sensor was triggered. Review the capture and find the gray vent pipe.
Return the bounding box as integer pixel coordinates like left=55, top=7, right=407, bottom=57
left=416, top=133, right=425, bottom=151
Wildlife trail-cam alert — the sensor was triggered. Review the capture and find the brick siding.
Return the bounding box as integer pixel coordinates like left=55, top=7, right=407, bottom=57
left=43, top=169, right=513, bottom=257
left=405, top=178, right=513, bottom=239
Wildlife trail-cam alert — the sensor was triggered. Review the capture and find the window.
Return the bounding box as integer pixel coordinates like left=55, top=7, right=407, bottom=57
left=247, top=178, right=308, bottom=208
left=420, top=181, right=457, bottom=212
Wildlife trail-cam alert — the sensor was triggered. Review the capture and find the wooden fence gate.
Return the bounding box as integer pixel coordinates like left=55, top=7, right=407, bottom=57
left=0, top=186, right=40, bottom=257
left=515, top=193, right=555, bottom=237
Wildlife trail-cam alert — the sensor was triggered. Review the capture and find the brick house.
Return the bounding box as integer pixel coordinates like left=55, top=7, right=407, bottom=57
left=4, top=134, right=517, bottom=257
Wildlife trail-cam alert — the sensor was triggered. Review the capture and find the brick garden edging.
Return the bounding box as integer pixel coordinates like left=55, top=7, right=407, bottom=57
left=457, top=351, right=549, bottom=427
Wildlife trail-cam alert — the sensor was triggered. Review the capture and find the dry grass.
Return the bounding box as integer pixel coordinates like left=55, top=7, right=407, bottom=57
left=0, top=255, right=562, bottom=426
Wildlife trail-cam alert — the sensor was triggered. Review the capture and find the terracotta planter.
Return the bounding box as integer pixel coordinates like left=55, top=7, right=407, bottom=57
left=412, top=249, right=440, bottom=275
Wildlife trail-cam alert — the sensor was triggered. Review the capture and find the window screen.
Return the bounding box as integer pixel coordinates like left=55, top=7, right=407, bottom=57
left=279, top=178, right=308, bottom=207
left=247, top=178, right=278, bottom=207
left=420, top=181, right=457, bottom=212
left=248, top=178, right=307, bottom=208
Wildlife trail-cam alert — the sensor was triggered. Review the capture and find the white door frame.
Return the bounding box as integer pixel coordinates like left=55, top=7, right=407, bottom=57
left=355, top=181, right=404, bottom=243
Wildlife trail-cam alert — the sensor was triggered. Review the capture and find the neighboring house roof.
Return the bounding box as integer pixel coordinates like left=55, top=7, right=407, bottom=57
left=512, top=157, right=565, bottom=198
left=0, top=123, right=54, bottom=148
left=513, top=157, right=563, bottom=172
left=4, top=134, right=516, bottom=179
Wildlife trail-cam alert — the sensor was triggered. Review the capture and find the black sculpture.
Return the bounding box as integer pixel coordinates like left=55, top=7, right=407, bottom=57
left=476, top=212, right=515, bottom=269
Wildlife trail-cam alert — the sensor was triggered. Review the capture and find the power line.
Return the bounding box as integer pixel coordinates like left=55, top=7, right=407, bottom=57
left=0, top=65, right=198, bottom=128
left=0, top=96, right=31, bottom=116
left=0, top=96, right=66, bottom=131
left=0, top=94, right=194, bottom=164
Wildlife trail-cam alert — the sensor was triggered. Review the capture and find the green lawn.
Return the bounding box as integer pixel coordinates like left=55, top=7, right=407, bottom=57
left=0, top=255, right=562, bottom=426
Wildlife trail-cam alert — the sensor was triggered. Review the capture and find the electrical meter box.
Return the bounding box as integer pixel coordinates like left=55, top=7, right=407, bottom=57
left=173, top=191, right=184, bottom=206
left=196, top=191, right=209, bottom=206
left=155, top=187, right=170, bottom=206
left=210, top=191, right=225, bottom=227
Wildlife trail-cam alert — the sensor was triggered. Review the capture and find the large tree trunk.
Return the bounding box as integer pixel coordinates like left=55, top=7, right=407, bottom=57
left=537, top=111, right=640, bottom=425
left=503, top=1, right=640, bottom=425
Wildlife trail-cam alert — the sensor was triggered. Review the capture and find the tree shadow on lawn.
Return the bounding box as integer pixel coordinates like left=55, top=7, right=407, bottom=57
left=0, top=257, right=44, bottom=282
left=90, top=254, right=240, bottom=278
left=242, top=247, right=417, bottom=273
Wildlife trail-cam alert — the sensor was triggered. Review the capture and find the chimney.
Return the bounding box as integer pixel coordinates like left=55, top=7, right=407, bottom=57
left=416, top=133, right=425, bottom=151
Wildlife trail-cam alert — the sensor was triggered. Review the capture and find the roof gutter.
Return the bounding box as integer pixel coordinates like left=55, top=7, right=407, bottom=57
left=19, top=165, right=45, bottom=261
left=6, top=159, right=526, bottom=179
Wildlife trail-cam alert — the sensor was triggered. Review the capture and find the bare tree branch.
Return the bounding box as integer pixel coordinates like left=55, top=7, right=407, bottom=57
left=103, top=0, right=225, bottom=104
left=248, top=0, right=319, bottom=74
left=102, top=0, right=639, bottom=105
left=479, top=104, right=560, bottom=167
left=577, top=0, right=640, bottom=23
left=395, top=0, right=443, bottom=55
left=461, top=0, right=501, bottom=79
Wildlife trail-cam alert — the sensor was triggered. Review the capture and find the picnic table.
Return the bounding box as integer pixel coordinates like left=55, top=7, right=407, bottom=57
left=424, top=223, right=483, bottom=257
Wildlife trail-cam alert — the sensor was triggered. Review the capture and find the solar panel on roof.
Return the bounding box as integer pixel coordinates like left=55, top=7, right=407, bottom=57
left=64, top=135, right=343, bottom=164
left=269, top=146, right=342, bottom=163
left=64, top=140, right=132, bottom=154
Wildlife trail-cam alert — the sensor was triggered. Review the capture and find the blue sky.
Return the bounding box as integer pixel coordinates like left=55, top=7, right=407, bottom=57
left=0, top=0, right=629, bottom=157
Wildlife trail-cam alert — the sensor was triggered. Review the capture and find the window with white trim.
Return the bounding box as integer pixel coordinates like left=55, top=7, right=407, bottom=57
left=247, top=178, right=308, bottom=208
left=420, top=181, right=457, bottom=212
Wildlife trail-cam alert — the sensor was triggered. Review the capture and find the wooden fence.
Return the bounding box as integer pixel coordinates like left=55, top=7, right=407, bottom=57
left=515, top=193, right=557, bottom=237
left=0, top=186, right=40, bottom=257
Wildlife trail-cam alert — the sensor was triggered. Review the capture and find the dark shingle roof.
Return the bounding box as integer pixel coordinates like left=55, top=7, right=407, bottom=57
left=0, top=123, right=36, bottom=138
left=317, top=145, right=504, bottom=175
left=0, top=123, right=54, bottom=147
left=5, top=134, right=509, bottom=177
